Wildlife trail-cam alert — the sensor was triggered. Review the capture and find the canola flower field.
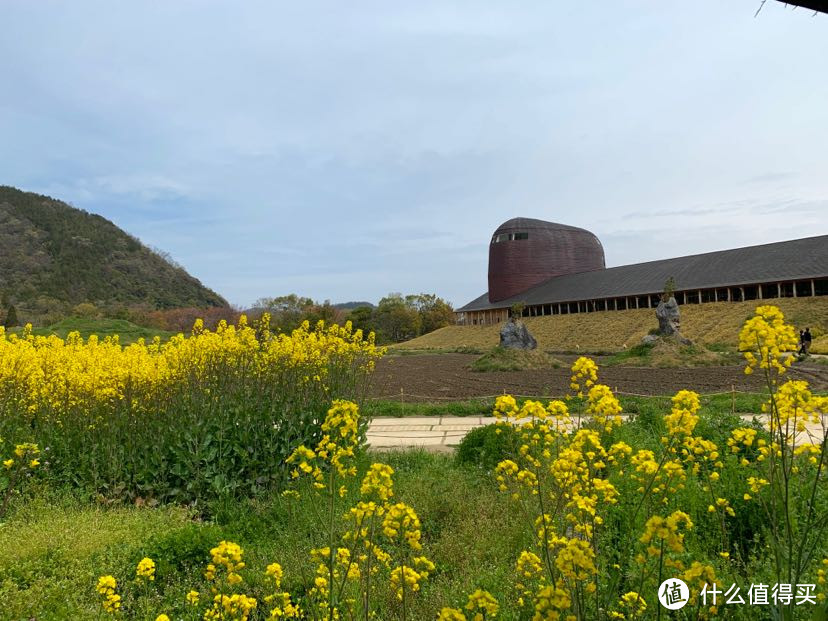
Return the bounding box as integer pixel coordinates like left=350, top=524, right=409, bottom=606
left=0, top=315, right=382, bottom=503
left=0, top=306, right=826, bottom=620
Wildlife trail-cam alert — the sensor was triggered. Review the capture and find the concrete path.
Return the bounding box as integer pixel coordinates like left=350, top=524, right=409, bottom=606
left=367, top=416, right=500, bottom=452
left=367, top=415, right=826, bottom=451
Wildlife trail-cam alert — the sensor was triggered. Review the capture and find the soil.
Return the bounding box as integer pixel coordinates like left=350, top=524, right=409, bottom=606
left=368, top=353, right=828, bottom=401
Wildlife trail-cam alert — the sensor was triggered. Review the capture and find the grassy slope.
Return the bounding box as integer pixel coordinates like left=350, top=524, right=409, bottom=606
left=8, top=317, right=174, bottom=345
left=394, top=298, right=828, bottom=353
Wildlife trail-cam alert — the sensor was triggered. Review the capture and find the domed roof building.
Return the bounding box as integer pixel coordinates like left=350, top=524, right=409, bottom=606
left=456, top=217, right=828, bottom=326
left=488, top=218, right=604, bottom=303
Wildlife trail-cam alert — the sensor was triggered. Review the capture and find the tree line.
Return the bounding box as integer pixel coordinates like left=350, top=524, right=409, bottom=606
left=251, top=293, right=455, bottom=344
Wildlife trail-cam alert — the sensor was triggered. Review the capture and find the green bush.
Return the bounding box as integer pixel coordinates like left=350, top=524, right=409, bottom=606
left=456, top=423, right=520, bottom=471
left=140, top=523, right=225, bottom=578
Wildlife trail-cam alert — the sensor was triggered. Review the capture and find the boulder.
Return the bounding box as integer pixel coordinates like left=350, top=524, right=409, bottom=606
left=650, top=297, right=692, bottom=345
left=641, top=334, right=660, bottom=346
left=656, top=297, right=682, bottom=335
left=500, top=319, right=537, bottom=350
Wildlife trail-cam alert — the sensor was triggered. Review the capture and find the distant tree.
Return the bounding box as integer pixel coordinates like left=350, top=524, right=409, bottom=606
left=663, top=277, right=677, bottom=302
left=253, top=294, right=316, bottom=333
left=406, top=293, right=454, bottom=333
left=510, top=302, right=525, bottom=320
left=346, top=306, right=376, bottom=336
left=305, top=300, right=346, bottom=327
left=73, top=302, right=99, bottom=318
left=3, top=304, right=19, bottom=328
left=374, top=294, right=421, bottom=343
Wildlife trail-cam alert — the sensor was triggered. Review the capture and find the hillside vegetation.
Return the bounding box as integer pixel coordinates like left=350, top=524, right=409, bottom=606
left=8, top=317, right=174, bottom=345
left=0, top=186, right=226, bottom=322
left=394, top=297, right=828, bottom=352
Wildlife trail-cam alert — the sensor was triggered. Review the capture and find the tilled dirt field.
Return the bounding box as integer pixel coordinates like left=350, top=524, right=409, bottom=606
left=368, top=354, right=828, bottom=400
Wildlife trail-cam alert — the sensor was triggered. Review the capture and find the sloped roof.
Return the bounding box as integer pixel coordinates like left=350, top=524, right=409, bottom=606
left=457, top=235, right=828, bottom=312
left=776, top=0, right=827, bottom=14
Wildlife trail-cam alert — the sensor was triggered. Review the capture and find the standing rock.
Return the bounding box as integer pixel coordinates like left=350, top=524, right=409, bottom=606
left=500, top=319, right=538, bottom=350
left=656, top=297, right=681, bottom=336
left=649, top=296, right=692, bottom=345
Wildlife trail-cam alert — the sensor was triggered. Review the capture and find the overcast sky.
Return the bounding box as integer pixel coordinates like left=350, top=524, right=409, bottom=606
left=2, top=1, right=826, bottom=308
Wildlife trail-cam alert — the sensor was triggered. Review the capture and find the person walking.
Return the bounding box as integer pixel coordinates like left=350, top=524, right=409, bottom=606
left=799, top=330, right=805, bottom=354
left=801, top=328, right=813, bottom=355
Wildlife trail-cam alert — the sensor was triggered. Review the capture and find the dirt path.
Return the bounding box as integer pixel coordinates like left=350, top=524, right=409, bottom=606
left=368, top=354, right=828, bottom=401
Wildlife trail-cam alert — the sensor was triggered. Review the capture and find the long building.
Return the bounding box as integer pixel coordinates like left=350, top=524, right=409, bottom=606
left=456, top=218, right=828, bottom=325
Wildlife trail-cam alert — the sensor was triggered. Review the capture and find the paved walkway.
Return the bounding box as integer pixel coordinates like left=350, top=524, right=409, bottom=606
left=368, top=416, right=500, bottom=452
left=367, top=415, right=826, bottom=451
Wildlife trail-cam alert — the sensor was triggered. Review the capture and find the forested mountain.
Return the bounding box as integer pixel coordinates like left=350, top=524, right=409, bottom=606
left=0, top=186, right=226, bottom=322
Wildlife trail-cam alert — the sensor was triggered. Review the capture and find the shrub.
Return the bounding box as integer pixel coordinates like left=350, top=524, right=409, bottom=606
left=456, top=423, right=520, bottom=471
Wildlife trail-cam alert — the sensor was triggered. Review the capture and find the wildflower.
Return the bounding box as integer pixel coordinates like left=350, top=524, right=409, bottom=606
left=438, top=608, right=468, bottom=621
left=664, top=390, right=700, bottom=437
left=515, top=550, right=543, bottom=579
left=383, top=503, right=422, bottom=550
left=136, top=557, right=156, bottom=581
left=533, top=582, right=572, bottom=618
left=554, top=537, right=597, bottom=580
left=360, top=463, right=395, bottom=501
left=390, top=565, right=426, bottom=600
left=466, top=589, right=499, bottom=619
left=494, top=395, right=518, bottom=418
left=739, top=305, right=797, bottom=375
left=186, top=590, right=200, bottom=605
left=586, top=384, right=623, bottom=432
left=96, top=575, right=121, bottom=614
left=203, top=593, right=257, bottom=621
left=209, top=540, right=245, bottom=584
left=616, top=592, right=647, bottom=618
left=570, top=357, right=598, bottom=397
left=640, top=511, right=693, bottom=553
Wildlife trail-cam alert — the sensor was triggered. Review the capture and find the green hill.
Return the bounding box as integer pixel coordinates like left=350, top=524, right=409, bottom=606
left=0, top=186, right=227, bottom=322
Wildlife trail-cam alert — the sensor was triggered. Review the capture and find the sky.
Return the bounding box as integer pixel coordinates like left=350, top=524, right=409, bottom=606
left=1, top=1, right=826, bottom=309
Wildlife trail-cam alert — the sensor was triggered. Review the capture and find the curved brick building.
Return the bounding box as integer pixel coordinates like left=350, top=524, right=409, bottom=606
left=457, top=218, right=828, bottom=325
left=488, top=218, right=605, bottom=303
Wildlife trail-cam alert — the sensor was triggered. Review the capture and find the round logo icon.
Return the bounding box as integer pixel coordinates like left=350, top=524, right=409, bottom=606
left=658, top=578, right=690, bottom=610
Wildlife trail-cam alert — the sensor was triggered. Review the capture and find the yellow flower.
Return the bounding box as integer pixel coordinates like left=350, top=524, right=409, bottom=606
left=739, top=305, right=797, bottom=375
left=136, top=557, right=156, bottom=581
left=570, top=356, right=598, bottom=397
left=96, top=575, right=117, bottom=595
left=360, top=463, right=395, bottom=501
left=466, top=589, right=499, bottom=619
left=382, top=503, right=422, bottom=550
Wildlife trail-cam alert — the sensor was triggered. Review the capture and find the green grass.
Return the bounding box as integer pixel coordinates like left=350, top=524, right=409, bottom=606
left=1, top=416, right=825, bottom=619
left=0, top=490, right=196, bottom=620
left=366, top=392, right=772, bottom=419
left=603, top=340, right=742, bottom=367
left=365, top=398, right=495, bottom=418
left=8, top=317, right=174, bottom=345
left=0, top=453, right=529, bottom=620
left=470, top=347, right=562, bottom=372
